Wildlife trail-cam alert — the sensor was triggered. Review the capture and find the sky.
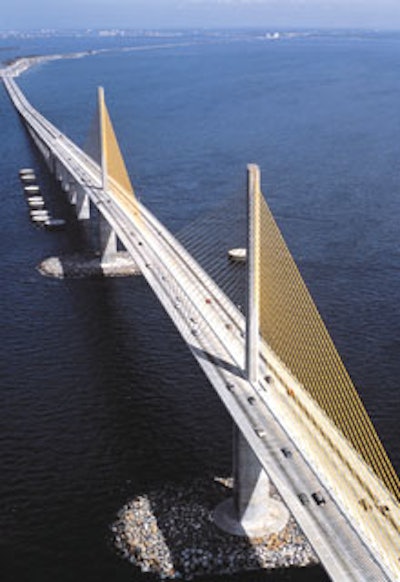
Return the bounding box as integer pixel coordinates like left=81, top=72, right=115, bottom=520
left=2, top=0, right=400, bottom=31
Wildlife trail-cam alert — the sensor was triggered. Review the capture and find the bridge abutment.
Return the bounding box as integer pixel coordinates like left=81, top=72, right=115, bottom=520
left=213, top=426, right=289, bottom=538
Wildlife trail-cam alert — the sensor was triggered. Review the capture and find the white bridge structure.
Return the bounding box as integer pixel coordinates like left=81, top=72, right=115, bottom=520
left=2, top=64, right=399, bottom=582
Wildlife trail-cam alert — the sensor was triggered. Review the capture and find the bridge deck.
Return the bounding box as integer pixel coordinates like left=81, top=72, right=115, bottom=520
left=2, top=71, right=398, bottom=581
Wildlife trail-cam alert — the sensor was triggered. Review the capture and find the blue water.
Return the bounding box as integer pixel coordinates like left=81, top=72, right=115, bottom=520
left=0, top=30, right=399, bottom=581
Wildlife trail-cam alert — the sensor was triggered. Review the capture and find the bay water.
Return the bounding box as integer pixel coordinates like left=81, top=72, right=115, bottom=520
left=0, top=30, right=399, bottom=581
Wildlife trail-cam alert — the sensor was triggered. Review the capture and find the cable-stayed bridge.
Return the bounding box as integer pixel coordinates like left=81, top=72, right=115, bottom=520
left=2, top=67, right=399, bottom=581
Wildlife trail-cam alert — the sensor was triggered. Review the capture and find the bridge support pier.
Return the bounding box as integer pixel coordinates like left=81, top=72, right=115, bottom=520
left=213, top=426, right=289, bottom=538
left=99, top=212, right=118, bottom=262
left=67, top=182, right=77, bottom=205
left=76, top=186, right=90, bottom=220
left=213, top=164, right=289, bottom=538
left=62, top=178, right=70, bottom=193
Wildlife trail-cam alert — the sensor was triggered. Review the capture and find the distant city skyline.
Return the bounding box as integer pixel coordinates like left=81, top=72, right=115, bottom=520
left=2, top=0, right=400, bottom=31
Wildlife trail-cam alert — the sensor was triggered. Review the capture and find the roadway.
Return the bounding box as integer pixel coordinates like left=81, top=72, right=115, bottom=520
left=2, top=72, right=398, bottom=581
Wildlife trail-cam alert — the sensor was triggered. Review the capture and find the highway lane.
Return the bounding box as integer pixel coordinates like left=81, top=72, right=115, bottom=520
left=3, top=74, right=398, bottom=581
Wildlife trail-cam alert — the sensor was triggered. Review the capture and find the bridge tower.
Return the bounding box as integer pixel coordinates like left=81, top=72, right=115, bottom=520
left=83, top=86, right=140, bottom=267
left=97, top=86, right=119, bottom=261
left=214, top=165, right=290, bottom=537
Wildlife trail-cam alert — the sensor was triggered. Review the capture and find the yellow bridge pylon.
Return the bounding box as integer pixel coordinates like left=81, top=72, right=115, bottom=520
left=248, top=164, right=399, bottom=577
left=86, top=87, right=140, bottom=220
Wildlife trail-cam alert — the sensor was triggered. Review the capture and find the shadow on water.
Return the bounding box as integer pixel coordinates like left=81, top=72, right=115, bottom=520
left=190, top=344, right=245, bottom=379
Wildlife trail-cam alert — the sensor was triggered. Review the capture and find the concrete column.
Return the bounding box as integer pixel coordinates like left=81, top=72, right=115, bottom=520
left=76, top=186, right=90, bottom=220
left=54, top=158, right=65, bottom=183
left=58, top=164, right=69, bottom=191
left=213, top=164, right=289, bottom=539
left=55, top=159, right=63, bottom=182
left=49, top=152, right=57, bottom=176
left=46, top=151, right=54, bottom=172
left=246, top=163, right=260, bottom=383
left=99, top=212, right=118, bottom=262
left=69, top=183, right=78, bottom=205
left=61, top=172, right=70, bottom=193
left=98, top=86, right=108, bottom=193
left=213, top=426, right=289, bottom=538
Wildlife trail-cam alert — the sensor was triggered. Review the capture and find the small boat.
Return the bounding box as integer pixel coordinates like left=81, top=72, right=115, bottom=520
left=44, top=218, right=66, bottom=230
left=228, top=248, right=247, bottom=262
left=19, top=168, right=35, bottom=176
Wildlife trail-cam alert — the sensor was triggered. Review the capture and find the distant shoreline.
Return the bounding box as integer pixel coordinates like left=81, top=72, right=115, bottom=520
left=1, top=51, right=87, bottom=77
left=0, top=40, right=207, bottom=79
left=1, top=28, right=356, bottom=79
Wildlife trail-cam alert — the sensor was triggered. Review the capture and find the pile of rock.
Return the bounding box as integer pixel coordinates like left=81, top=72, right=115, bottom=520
left=111, top=477, right=318, bottom=580
left=38, top=252, right=141, bottom=278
